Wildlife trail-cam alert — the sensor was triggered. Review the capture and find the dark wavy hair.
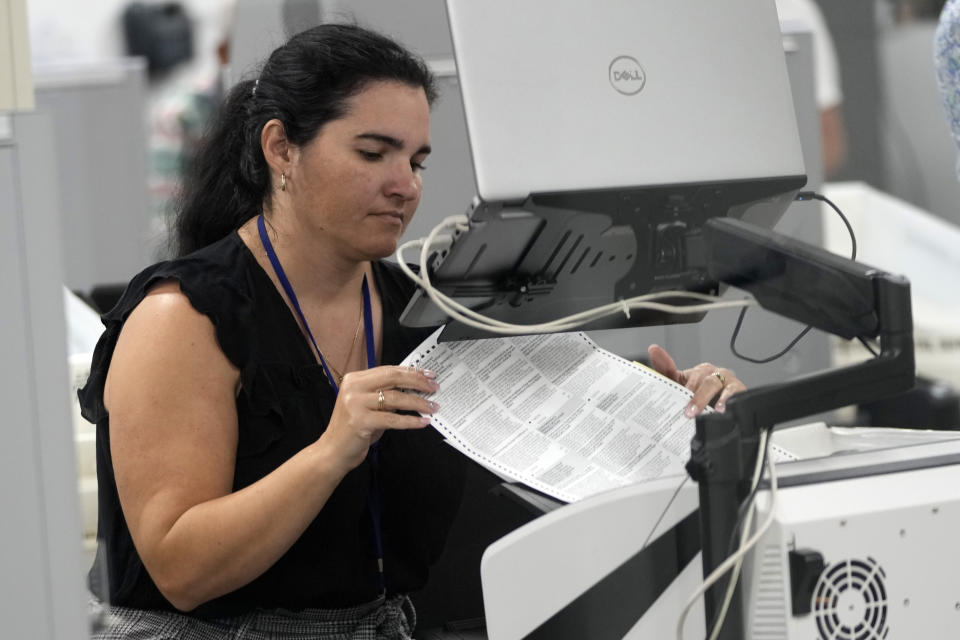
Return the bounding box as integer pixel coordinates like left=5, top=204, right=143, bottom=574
left=171, top=23, right=437, bottom=257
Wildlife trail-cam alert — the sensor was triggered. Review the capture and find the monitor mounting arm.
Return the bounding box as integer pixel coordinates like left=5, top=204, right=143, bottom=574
left=687, top=217, right=915, bottom=640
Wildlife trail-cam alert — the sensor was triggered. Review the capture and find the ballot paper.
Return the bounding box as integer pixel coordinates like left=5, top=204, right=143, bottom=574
left=401, top=328, right=715, bottom=503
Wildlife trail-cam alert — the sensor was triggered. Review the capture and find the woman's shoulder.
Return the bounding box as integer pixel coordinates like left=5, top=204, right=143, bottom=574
left=128, top=280, right=219, bottom=330
left=102, top=234, right=257, bottom=366
left=79, top=234, right=256, bottom=423
left=105, top=278, right=241, bottom=401
left=105, top=234, right=252, bottom=323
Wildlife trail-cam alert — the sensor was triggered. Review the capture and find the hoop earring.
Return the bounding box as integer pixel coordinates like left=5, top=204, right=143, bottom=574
left=280, top=172, right=287, bottom=192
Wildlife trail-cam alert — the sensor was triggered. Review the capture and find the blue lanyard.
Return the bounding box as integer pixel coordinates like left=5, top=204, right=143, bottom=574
left=257, top=214, right=386, bottom=595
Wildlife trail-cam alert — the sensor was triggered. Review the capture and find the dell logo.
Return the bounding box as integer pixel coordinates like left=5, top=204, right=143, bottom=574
left=609, top=55, right=646, bottom=96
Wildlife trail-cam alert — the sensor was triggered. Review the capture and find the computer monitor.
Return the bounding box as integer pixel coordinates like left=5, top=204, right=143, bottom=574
left=400, top=0, right=807, bottom=340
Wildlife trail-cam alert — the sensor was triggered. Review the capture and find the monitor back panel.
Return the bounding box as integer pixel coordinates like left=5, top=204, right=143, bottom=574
left=446, top=0, right=806, bottom=201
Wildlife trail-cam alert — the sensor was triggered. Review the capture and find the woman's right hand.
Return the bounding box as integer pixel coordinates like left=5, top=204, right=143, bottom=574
left=321, top=365, right=440, bottom=472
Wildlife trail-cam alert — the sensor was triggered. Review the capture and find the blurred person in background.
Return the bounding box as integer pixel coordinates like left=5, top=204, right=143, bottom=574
left=149, top=0, right=235, bottom=228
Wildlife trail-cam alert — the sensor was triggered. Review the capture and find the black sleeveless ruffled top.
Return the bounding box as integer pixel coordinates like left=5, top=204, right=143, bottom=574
left=78, top=232, right=465, bottom=618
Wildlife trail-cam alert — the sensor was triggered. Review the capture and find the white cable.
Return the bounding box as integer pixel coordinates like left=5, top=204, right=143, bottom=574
left=398, top=221, right=740, bottom=332
left=395, top=217, right=757, bottom=335
left=675, top=434, right=779, bottom=640
left=398, top=220, right=737, bottom=329
left=706, top=431, right=769, bottom=640
left=397, top=216, right=728, bottom=333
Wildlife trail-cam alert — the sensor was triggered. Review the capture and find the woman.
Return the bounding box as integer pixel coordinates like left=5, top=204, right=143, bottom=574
left=81, top=23, right=744, bottom=640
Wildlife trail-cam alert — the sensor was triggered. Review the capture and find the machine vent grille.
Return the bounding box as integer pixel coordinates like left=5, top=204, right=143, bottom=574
left=813, top=557, right=889, bottom=640
left=749, top=543, right=789, bottom=639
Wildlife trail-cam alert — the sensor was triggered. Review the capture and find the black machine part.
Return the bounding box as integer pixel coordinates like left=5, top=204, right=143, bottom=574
left=122, top=2, right=194, bottom=77
left=856, top=375, right=960, bottom=430
left=789, top=549, right=826, bottom=616
left=688, top=217, right=914, bottom=640
left=399, top=176, right=804, bottom=341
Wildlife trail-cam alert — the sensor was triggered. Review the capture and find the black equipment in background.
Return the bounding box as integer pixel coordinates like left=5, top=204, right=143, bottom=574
left=122, top=2, right=194, bottom=78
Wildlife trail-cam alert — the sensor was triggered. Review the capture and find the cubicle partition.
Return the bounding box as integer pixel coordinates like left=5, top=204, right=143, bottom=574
left=0, top=111, right=88, bottom=639
left=34, top=58, right=155, bottom=295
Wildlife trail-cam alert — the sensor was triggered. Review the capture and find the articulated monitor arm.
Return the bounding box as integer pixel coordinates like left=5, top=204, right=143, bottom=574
left=686, top=217, right=915, bottom=640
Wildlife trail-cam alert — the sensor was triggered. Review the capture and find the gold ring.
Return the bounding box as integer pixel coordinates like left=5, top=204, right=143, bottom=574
left=377, top=389, right=385, bottom=411
left=712, top=370, right=726, bottom=386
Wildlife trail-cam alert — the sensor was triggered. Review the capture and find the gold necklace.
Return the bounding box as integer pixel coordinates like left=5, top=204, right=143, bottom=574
left=321, top=305, right=364, bottom=384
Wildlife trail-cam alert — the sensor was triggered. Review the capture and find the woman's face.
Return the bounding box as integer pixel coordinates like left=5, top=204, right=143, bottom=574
left=285, top=80, right=431, bottom=260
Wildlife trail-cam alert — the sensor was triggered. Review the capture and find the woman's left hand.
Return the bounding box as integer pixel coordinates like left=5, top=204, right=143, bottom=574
left=647, top=344, right=747, bottom=417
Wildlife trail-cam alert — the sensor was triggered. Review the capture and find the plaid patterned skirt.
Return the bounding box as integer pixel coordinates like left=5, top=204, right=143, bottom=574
left=91, top=594, right=416, bottom=640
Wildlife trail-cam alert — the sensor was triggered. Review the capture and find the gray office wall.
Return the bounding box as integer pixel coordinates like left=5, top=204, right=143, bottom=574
left=880, top=21, right=960, bottom=224
left=322, top=0, right=454, bottom=58
left=816, top=0, right=887, bottom=187
left=34, top=59, right=154, bottom=294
